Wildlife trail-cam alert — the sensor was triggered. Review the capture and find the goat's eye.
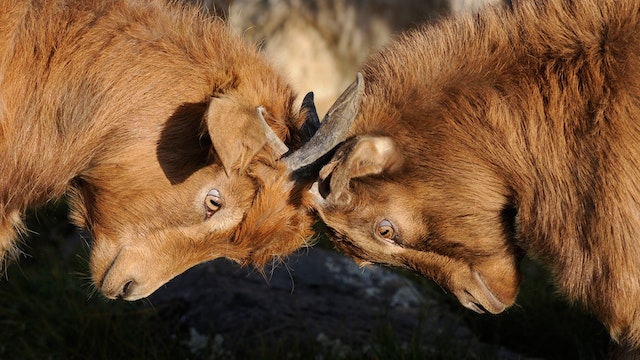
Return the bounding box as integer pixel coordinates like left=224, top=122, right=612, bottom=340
left=204, top=189, right=223, bottom=217
left=376, top=219, right=397, bottom=243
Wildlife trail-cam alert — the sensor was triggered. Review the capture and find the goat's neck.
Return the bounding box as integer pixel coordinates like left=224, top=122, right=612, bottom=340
left=483, top=77, right=640, bottom=338
left=0, top=93, right=124, bottom=213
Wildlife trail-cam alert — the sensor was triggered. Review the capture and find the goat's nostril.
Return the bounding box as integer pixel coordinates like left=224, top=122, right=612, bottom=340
left=120, top=280, right=135, bottom=299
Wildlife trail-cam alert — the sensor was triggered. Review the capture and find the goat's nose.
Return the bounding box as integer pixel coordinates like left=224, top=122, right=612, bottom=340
left=102, top=279, right=136, bottom=300
left=117, top=280, right=136, bottom=299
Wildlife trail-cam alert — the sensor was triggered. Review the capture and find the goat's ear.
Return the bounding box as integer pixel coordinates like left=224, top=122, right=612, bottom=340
left=318, top=136, right=402, bottom=206
left=205, top=97, right=277, bottom=174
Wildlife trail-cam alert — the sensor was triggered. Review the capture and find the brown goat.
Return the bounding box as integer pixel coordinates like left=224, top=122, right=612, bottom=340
left=0, top=0, right=357, bottom=301
left=311, top=0, right=640, bottom=351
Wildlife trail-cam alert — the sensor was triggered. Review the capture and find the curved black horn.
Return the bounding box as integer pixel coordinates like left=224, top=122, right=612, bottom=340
left=299, top=92, right=321, bottom=144
left=284, top=72, right=364, bottom=172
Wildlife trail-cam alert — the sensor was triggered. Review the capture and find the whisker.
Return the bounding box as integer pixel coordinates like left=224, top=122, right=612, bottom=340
left=280, top=257, right=295, bottom=294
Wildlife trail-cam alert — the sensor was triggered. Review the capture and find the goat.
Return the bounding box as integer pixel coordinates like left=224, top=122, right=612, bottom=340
left=0, top=0, right=358, bottom=301
left=310, top=0, right=640, bottom=351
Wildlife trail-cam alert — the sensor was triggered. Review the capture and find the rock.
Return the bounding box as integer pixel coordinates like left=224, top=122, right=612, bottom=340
left=149, top=247, right=530, bottom=359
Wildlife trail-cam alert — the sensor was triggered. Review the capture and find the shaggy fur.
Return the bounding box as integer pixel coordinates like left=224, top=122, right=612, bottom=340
left=192, top=0, right=501, bottom=116
left=0, top=0, right=314, bottom=300
left=312, top=0, right=640, bottom=351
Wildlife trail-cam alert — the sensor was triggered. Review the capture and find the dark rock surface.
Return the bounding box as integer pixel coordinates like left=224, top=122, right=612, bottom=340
left=149, top=247, right=531, bottom=359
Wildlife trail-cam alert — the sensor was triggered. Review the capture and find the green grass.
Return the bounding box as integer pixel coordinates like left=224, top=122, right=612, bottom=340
left=0, top=203, right=192, bottom=360
left=0, top=202, right=611, bottom=359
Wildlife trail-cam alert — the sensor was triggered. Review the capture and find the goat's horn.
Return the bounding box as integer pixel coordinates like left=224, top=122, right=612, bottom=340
left=284, top=72, right=364, bottom=173
left=256, top=106, right=289, bottom=157
left=299, top=92, right=321, bottom=144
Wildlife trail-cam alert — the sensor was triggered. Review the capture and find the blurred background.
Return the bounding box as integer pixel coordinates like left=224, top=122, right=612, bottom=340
left=1, top=0, right=611, bottom=359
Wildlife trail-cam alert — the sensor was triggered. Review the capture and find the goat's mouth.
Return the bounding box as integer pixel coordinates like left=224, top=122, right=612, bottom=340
left=94, top=246, right=170, bottom=301
left=458, top=270, right=507, bottom=314
left=95, top=248, right=122, bottom=295
left=96, top=249, right=140, bottom=300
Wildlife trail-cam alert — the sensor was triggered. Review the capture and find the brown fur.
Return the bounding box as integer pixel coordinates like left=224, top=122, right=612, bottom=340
left=198, top=0, right=501, bottom=116
left=312, top=0, right=640, bottom=349
left=0, top=0, right=314, bottom=300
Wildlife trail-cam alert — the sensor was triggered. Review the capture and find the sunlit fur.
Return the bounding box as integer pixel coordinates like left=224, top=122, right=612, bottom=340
left=193, top=0, right=502, bottom=115
left=0, top=0, right=314, bottom=299
left=313, top=0, right=640, bottom=350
